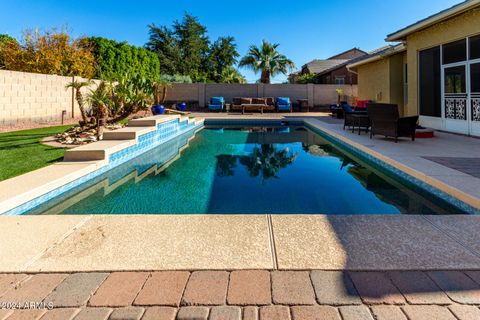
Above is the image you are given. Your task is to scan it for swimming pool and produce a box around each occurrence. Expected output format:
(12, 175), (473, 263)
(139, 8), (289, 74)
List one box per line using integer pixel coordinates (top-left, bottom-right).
(25, 125), (468, 215)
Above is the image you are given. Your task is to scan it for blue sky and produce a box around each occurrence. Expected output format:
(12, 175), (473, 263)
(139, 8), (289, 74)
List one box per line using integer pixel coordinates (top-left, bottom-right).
(0, 0), (461, 83)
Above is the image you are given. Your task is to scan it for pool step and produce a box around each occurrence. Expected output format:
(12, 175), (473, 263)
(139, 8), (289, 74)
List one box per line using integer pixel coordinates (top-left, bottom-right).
(63, 140), (135, 161)
(128, 115), (181, 127)
(102, 126), (156, 141)
(64, 115), (203, 162)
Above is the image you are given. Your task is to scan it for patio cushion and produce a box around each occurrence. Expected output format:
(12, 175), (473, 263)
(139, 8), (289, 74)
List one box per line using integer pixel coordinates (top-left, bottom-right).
(277, 97), (290, 105)
(341, 103), (354, 113)
(277, 104), (291, 110)
(208, 104), (222, 110)
(252, 98), (267, 104)
(211, 96), (224, 105)
(265, 97), (275, 106)
(240, 97), (252, 104)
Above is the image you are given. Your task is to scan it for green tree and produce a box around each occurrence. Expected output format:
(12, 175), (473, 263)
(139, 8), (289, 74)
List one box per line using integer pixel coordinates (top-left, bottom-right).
(208, 36), (239, 81)
(0, 34), (16, 68)
(296, 73), (319, 84)
(173, 13), (210, 81)
(65, 79), (93, 125)
(88, 81), (112, 138)
(220, 66), (246, 84)
(146, 25), (180, 75)
(0, 28), (95, 77)
(239, 40), (295, 84)
(88, 37), (160, 80)
(147, 13), (241, 83)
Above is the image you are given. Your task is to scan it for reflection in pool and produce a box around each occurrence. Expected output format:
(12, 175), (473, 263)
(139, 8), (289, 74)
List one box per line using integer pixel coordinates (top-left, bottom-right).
(26, 126), (467, 214)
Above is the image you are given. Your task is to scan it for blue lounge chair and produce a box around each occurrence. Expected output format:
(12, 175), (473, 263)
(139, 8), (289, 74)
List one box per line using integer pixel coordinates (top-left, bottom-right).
(276, 97), (292, 112)
(208, 96), (224, 112)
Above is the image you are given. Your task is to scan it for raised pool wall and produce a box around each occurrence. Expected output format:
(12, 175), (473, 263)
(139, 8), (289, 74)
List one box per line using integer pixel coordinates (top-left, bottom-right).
(0, 116), (203, 215)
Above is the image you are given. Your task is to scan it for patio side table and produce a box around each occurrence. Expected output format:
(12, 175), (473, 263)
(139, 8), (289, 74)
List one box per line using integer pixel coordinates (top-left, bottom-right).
(297, 99), (309, 112)
(352, 114), (370, 135)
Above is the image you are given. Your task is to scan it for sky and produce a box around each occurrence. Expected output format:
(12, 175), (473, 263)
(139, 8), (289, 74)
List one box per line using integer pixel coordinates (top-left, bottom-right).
(0, 0), (462, 83)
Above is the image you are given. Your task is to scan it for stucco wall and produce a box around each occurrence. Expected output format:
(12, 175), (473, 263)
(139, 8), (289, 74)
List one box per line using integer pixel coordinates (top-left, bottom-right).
(356, 52), (407, 115)
(357, 59), (391, 103)
(389, 53), (406, 115)
(405, 7), (480, 115)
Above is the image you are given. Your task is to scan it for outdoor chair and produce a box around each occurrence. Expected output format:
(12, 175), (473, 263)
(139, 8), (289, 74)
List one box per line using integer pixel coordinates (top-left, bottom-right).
(276, 97), (292, 112)
(341, 102), (367, 130)
(208, 96), (225, 112)
(367, 103), (418, 142)
(264, 97), (276, 112)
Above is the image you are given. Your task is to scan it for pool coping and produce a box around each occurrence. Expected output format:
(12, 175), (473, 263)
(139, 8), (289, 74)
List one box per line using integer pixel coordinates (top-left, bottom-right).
(0, 115), (478, 215)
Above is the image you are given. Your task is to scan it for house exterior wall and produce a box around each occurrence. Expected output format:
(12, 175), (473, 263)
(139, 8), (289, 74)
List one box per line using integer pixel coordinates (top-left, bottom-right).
(318, 66), (358, 85)
(357, 58), (391, 103)
(405, 7), (480, 116)
(389, 53), (406, 115)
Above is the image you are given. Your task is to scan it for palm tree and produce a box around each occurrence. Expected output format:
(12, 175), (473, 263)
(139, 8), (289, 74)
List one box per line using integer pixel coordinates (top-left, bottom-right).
(239, 40), (295, 84)
(65, 79), (93, 125)
(87, 81), (112, 139)
(220, 66), (246, 84)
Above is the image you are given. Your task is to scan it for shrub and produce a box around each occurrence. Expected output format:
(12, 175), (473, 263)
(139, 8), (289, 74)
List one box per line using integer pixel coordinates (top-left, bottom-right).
(88, 37), (160, 81)
(296, 73), (319, 84)
(0, 28), (95, 77)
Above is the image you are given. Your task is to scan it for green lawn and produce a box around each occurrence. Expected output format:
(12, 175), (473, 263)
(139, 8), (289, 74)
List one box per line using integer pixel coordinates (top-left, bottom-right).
(0, 125), (72, 181)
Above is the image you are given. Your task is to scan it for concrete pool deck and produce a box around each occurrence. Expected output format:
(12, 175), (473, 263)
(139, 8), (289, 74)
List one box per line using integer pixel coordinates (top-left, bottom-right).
(2, 215), (480, 272)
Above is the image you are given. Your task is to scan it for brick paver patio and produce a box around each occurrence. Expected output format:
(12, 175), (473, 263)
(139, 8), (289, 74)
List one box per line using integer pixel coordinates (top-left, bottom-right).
(1, 270), (480, 319)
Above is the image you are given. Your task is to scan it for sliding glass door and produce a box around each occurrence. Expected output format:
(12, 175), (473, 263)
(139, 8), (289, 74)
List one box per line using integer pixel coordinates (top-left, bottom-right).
(439, 35), (480, 136)
(443, 63), (468, 133)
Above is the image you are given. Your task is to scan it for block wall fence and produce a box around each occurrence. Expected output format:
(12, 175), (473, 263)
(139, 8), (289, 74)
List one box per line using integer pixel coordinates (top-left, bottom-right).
(0, 70), (357, 126)
(168, 83), (357, 107)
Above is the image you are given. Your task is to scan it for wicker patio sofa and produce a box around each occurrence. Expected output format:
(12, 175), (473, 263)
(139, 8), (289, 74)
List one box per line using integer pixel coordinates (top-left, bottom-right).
(367, 103), (418, 142)
(231, 97), (276, 114)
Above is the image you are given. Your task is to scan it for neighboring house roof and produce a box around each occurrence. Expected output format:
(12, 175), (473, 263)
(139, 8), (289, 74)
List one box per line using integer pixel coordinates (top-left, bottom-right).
(347, 44), (406, 69)
(290, 48), (367, 80)
(328, 48), (368, 60)
(302, 59), (349, 74)
(386, 0), (480, 41)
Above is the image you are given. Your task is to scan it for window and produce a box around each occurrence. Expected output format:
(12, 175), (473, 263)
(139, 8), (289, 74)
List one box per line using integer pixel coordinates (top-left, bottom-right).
(470, 35), (480, 60)
(442, 39), (466, 64)
(335, 77), (345, 85)
(419, 46), (441, 117)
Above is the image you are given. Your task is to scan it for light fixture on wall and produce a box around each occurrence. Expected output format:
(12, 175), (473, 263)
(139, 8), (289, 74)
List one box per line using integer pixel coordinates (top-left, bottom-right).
(61, 110), (67, 125)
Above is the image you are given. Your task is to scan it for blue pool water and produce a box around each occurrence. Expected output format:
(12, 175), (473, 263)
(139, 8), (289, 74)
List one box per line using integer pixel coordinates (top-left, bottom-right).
(26, 126), (467, 214)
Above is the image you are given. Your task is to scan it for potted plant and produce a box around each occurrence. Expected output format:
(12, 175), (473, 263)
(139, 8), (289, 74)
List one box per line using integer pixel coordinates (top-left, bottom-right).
(335, 88), (344, 105)
(152, 80), (171, 115)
